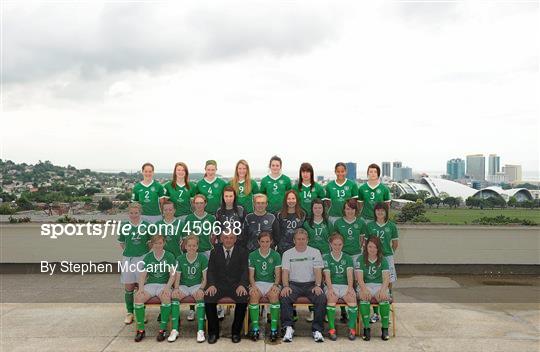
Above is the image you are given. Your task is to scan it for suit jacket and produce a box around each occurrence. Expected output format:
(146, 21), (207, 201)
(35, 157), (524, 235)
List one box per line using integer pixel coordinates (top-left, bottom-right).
(206, 243), (249, 290)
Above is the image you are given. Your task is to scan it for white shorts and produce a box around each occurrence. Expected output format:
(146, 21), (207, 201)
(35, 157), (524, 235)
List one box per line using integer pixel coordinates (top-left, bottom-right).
(324, 284), (350, 298)
(179, 284), (202, 296)
(357, 283), (389, 301)
(120, 256), (145, 284)
(255, 281), (274, 296)
(144, 283), (167, 298)
(142, 215), (163, 224)
(385, 255), (397, 283)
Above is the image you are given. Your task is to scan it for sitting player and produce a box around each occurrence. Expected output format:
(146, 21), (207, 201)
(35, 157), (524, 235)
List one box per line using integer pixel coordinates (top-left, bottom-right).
(323, 233), (357, 341)
(133, 235), (176, 342)
(355, 237), (391, 341)
(248, 232), (282, 342)
(168, 235), (208, 343)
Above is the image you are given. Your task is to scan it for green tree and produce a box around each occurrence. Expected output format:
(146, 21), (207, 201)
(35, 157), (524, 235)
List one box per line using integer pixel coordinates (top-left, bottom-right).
(507, 196), (517, 208)
(396, 201), (426, 223)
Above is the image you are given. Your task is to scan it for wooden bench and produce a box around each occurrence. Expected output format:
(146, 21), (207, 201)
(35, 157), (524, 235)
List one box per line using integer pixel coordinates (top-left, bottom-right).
(140, 296), (396, 337)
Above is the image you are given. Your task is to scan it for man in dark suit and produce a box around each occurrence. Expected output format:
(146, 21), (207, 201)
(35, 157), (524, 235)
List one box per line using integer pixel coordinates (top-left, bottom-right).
(204, 230), (249, 343)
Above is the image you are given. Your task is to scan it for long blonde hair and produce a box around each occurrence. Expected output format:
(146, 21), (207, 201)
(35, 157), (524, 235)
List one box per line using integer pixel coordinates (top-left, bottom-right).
(231, 159), (252, 195)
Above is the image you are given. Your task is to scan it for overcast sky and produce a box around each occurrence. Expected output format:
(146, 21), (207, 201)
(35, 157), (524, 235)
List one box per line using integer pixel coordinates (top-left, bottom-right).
(1, 0), (538, 178)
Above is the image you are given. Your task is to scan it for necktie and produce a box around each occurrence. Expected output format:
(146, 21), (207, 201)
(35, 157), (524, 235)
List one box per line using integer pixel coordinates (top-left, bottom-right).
(225, 249), (231, 265)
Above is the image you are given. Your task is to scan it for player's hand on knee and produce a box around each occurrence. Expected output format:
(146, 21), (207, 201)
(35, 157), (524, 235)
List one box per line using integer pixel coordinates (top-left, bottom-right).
(281, 286), (292, 297)
(205, 285), (217, 296)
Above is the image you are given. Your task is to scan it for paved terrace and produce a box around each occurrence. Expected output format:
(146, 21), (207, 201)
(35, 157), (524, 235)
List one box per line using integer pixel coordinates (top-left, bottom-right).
(1, 274), (539, 352)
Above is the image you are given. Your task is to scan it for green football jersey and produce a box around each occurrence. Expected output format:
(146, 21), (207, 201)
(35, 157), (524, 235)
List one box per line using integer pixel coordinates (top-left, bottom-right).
(366, 221), (399, 256)
(355, 256), (390, 284)
(177, 252), (208, 287)
(117, 221), (151, 257)
(357, 182), (391, 220)
(323, 252), (354, 285)
(163, 181), (197, 217)
(182, 212), (217, 252)
(303, 219), (332, 254)
(155, 218), (183, 257)
(324, 179), (359, 217)
(229, 179), (259, 214)
(195, 177), (227, 214)
(142, 250), (176, 284)
(295, 182), (326, 216)
(333, 217), (366, 256)
(248, 249), (282, 283)
(259, 174), (292, 213)
(131, 180), (165, 216)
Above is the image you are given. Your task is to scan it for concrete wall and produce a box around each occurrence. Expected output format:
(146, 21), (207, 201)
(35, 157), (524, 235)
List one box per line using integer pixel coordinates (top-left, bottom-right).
(1, 223), (539, 265)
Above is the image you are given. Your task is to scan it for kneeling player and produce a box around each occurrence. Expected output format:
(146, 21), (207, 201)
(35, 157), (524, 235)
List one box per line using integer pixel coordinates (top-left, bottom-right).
(248, 232), (282, 342)
(133, 235), (176, 342)
(168, 235), (208, 343)
(323, 233), (357, 341)
(355, 237), (391, 341)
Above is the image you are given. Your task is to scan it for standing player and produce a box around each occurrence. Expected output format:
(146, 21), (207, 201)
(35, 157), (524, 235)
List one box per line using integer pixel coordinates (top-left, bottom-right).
(295, 162), (326, 217)
(131, 162), (166, 223)
(276, 190), (306, 255)
(163, 162), (197, 222)
(195, 160), (227, 215)
(215, 186), (245, 237)
(168, 235), (208, 343)
(365, 202), (398, 324)
(323, 233), (358, 341)
(229, 160), (259, 214)
(260, 156), (292, 214)
(323, 162), (358, 225)
(182, 194), (218, 258)
(248, 232), (282, 342)
(118, 203), (150, 325)
(242, 194), (279, 252)
(355, 237), (391, 341)
(133, 235), (176, 342)
(357, 164), (391, 222)
(303, 199), (332, 256)
(155, 201), (183, 259)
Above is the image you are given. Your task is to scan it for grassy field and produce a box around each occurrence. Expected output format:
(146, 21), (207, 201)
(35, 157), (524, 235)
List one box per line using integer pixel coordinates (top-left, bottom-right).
(409, 208), (540, 225)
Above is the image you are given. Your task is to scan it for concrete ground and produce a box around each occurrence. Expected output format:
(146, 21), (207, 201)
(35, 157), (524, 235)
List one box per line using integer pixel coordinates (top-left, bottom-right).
(1, 274), (539, 352)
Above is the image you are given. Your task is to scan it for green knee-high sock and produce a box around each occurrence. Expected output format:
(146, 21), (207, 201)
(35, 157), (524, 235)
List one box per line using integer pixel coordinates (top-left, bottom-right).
(249, 304), (260, 331)
(134, 303), (145, 331)
(379, 301), (390, 328)
(171, 299), (180, 331)
(160, 303), (171, 330)
(125, 290), (134, 313)
(347, 305), (358, 330)
(326, 306), (336, 330)
(196, 301), (205, 331)
(270, 303), (280, 331)
(360, 301), (371, 328)
(373, 305), (379, 315)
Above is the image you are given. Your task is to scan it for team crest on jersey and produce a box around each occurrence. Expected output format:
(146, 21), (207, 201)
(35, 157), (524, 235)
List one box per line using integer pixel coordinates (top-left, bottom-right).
(263, 220), (269, 225)
(345, 186), (349, 191)
(354, 224), (359, 229)
(268, 258), (273, 264)
(214, 184), (219, 188)
(376, 189), (381, 194)
(341, 260), (345, 265)
(151, 187), (156, 192)
(279, 180), (283, 184)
